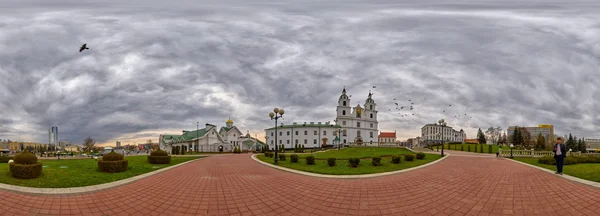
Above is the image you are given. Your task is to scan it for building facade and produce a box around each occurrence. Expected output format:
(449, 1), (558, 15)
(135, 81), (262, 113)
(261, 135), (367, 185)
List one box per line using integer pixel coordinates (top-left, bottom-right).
(421, 124), (466, 143)
(49, 126), (59, 146)
(265, 121), (342, 149)
(378, 131), (397, 144)
(507, 124), (554, 147)
(116, 141), (121, 148)
(160, 119), (264, 153)
(335, 88), (379, 144)
(584, 138), (600, 152)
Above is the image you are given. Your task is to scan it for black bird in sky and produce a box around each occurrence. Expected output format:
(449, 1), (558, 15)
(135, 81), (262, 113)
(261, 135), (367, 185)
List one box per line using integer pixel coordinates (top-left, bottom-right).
(79, 43), (89, 52)
(372, 86), (376, 88)
(400, 106), (404, 109)
(395, 103), (398, 106)
(443, 110), (446, 112)
(449, 104), (452, 106)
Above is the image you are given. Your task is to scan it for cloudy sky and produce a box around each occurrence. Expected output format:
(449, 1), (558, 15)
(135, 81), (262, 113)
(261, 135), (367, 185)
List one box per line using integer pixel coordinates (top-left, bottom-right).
(1, 0), (599, 146)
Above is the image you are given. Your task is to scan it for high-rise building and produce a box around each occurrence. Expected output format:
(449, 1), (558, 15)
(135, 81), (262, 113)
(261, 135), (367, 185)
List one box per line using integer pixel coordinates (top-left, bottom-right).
(116, 141), (121, 147)
(507, 124), (554, 147)
(48, 126), (59, 146)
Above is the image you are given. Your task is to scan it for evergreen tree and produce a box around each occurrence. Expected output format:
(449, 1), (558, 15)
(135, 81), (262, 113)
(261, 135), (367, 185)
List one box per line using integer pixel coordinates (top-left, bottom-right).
(581, 138), (587, 153)
(477, 128), (487, 144)
(566, 133), (575, 151)
(536, 133), (545, 150)
(512, 127), (523, 146)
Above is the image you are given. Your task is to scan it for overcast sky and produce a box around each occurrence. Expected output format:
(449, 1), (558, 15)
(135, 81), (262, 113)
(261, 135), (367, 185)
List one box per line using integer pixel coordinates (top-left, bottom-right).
(1, 0), (599, 146)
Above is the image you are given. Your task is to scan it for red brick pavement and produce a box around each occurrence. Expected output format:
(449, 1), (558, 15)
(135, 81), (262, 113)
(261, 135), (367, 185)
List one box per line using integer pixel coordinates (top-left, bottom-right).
(1, 154), (599, 216)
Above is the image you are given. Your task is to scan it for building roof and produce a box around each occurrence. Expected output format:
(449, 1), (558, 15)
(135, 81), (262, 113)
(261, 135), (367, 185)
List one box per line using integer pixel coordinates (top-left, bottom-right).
(162, 129), (209, 143)
(265, 123), (341, 131)
(378, 132), (396, 138)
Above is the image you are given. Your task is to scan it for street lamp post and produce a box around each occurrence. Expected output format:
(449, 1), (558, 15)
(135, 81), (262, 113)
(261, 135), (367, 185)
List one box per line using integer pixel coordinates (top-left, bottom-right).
(437, 119), (447, 157)
(269, 107), (285, 165)
(510, 144), (514, 158)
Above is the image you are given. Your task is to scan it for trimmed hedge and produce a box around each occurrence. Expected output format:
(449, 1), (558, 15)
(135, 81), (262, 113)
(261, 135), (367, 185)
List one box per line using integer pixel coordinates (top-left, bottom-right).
(405, 154), (415, 161)
(416, 152), (426, 160)
(9, 162), (42, 179)
(0, 156), (14, 163)
(102, 150), (124, 161)
(391, 155), (401, 164)
(15, 151), (37, 164)
(98, 160), (129, 173)
(372, 157), (381, 166)
(349, 158), (360, 167)
(306, 156), (315, 165)
(279, 154), (287, 161)
(148, 156), (171, 164)
(327, 158), (336, 167)
(538, 155), (600, 165)
(150, 149), (169, 156)
(264, 152), (274, 158)
(290, 154), (299, 163)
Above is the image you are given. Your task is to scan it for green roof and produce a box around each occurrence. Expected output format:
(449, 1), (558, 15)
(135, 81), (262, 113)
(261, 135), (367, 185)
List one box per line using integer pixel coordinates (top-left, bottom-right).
(163, 129), (208, 143)
(265, 123), (342, 131)
(220, 127), (233, 132)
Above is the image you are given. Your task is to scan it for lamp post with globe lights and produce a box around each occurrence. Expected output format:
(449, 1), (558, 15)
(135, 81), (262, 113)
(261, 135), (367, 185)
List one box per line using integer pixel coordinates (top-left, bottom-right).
(437, 119), (447, 157)
(510, 144), (514, 158)
(269, 107), (285, 165)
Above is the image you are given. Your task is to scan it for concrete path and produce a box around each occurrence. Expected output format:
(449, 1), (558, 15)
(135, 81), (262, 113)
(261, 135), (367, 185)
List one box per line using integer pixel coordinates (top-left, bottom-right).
(0, 154), (598, 215)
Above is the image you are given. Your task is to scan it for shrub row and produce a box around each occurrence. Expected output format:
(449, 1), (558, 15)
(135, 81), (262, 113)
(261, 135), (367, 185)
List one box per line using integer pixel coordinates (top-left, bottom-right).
(0, 156), (14, 163)
(268, 152), (427, 167)
(264, 152), (274, 158)
(148, 156), (171, 164)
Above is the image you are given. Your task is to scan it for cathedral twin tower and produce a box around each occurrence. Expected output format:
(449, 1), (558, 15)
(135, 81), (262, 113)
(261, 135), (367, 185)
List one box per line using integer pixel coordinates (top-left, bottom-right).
(335, 87), (379, 144)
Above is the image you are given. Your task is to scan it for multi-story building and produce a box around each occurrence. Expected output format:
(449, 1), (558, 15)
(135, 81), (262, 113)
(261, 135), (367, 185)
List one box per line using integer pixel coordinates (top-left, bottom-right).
(378, 131), (396, 144)
(265, 121), (342, 149)
(49, 126), (59, 146)
(507, 124), (554, 147)
(116, 141), (121, 148)
(421, 124), (466, 143)
(335, 88), (379, 144)
(584, 138), (600, 152)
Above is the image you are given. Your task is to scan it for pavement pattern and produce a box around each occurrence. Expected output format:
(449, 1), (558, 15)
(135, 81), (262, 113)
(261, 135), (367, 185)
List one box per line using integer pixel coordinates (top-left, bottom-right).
(1, 151), (599, 216)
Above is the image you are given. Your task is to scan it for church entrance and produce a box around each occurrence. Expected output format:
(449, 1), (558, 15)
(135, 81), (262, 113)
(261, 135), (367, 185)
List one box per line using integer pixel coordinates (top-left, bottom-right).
(322, 138), (328, 148)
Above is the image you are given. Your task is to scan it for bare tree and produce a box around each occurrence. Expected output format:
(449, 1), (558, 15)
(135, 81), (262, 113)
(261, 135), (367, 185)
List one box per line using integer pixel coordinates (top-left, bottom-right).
(84, 137), (96, 152)
(485, 127), (502, 144)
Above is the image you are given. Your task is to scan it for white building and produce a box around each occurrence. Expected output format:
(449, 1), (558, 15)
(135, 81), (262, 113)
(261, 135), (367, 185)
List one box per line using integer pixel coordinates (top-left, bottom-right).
(421, 124), (466, 144)
(159, 119), (265, 153)
(335, 88), (379, 144)
(265, 121), (342, 149)
(584, 138), (600, 152)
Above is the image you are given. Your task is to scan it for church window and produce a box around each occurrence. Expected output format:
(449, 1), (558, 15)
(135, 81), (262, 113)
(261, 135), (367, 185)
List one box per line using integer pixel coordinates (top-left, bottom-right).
(343, 130), (347, 136)
(279, 140), (282, 144)
(287, 140), (290, 144)
(357, 130), (361, 137)
(323, 131), (327, 136)
(304, 139), (307, 144)
(344, 139), (347, 143)
(343, 101), (347, 106)
(357, 122), (360, 128)
(343, 121), (346, 125)
(313, 139), (317, 144)
(370, 132), (373, 138)
(342, 110), (346, 115)
(295, 139), (298, 144)
(271, 132), (273, 136)
(370, 123), (373, 128)
(287, 131), (290, 136)
(304, 131), (307, 135)
(370, 113), (373, 118)
(279, 132), (282, 136)
(314, 130), (317, 135)
(271, 140), (273, 144)
(370, 105), (373, 109)
(295, 131), (298, 135)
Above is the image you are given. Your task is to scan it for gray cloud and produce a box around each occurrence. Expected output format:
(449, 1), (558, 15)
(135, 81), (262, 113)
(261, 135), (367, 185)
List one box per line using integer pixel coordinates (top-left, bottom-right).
(1, 0), (599, 145)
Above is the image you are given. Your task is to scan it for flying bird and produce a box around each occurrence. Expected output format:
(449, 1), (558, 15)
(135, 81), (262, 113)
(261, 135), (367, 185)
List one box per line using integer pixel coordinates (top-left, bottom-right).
(372, 86), (376, 88)
(79, 43), (89, 52)
(443, 110), (446, 112)
(395, 103), (398, 106)
(393, 98), (396, 101)
(449, 104), (452, 106)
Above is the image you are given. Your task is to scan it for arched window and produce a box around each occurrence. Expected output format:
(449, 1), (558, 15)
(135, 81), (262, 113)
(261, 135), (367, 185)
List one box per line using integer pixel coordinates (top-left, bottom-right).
(370, 105), (373, 109)
(370, 113), (373, 118)
(342, 110), (346, 115)
(343, 101), (347, 106)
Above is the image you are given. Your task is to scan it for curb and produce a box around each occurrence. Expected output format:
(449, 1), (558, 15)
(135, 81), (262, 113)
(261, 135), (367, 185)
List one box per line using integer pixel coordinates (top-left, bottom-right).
(251, 153), (449, 179)
(507, 158), (600, 189)
(0, 157), (202, 195)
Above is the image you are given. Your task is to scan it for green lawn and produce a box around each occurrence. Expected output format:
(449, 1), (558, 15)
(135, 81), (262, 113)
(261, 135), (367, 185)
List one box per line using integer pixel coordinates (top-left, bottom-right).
(278, 147), (415, 159)
(443, 144), (510, 154)
(257, 148), (442, 175)
(0, 156), (200, 188)
(512, 157), (600, 183)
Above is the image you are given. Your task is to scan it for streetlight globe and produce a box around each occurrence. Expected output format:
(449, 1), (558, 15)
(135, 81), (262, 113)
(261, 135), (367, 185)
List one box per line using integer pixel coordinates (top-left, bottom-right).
(273, 107), (280, 113)
(278, 109), (284, 115)
(269, 112), (275, 118)
(510, 144), (514, 148)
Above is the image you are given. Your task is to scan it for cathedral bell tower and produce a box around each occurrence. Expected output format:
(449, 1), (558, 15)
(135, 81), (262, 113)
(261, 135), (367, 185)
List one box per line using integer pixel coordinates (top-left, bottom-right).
(336, 87), (352, 118)
(363, 91), (378, 121)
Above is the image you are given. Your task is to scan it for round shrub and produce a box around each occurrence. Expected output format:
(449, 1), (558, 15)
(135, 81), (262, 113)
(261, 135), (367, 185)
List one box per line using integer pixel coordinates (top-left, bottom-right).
(10, 163), (42, 179)
(405, 154), (415, 161)
(372, 157), (382, 166)
(306, 156), (315, 165)
(327, 158), (336, 167)
(150, 149), (169, 156)
(14, 151), (37, 164)
(416, 152), (426, 160)
(279, 154), (286, 161)
(102, 150), (124, 161)
(391, 155), (402, 164)
(349, 158), (360, 167)
(290, 154), (299, 163)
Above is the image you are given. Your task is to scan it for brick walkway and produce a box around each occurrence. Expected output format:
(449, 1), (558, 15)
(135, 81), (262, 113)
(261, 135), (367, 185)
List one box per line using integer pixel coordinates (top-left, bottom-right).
(1, 154), (599, 216)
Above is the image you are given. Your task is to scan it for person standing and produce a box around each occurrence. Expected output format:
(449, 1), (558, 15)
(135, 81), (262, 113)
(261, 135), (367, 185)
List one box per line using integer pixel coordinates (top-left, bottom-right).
(553, 137), (567, 175)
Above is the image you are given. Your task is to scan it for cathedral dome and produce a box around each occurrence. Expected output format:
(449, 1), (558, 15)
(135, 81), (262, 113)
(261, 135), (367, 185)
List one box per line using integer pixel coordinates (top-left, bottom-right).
(226, 119), (233, 124)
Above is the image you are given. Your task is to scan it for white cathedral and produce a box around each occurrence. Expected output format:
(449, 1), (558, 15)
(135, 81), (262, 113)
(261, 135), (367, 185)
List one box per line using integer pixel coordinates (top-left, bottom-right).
(336, 87), (379, 144)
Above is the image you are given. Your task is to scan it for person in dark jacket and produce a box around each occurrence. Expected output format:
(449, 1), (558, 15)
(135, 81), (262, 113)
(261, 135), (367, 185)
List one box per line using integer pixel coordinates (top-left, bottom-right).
(553, 137), (567, 175)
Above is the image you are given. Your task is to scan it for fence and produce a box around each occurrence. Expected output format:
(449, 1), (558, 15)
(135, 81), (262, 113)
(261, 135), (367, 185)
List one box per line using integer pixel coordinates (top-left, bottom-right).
(499, 149), (599, 158)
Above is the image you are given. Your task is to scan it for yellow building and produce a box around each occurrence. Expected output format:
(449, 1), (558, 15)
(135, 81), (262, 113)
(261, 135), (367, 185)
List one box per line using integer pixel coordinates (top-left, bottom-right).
(0, 141), (51, 151)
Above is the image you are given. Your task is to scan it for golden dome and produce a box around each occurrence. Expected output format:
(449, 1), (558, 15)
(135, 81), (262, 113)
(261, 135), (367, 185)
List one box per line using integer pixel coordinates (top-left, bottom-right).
(226, 119), (233, 124)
